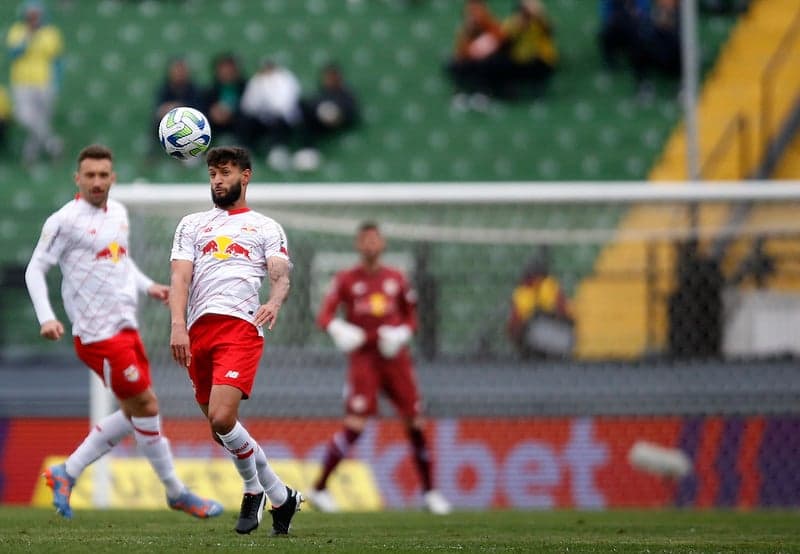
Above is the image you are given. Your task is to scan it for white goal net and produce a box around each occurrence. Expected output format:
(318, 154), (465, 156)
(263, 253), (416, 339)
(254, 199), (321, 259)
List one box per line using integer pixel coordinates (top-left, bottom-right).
(111, 180), (800, 418)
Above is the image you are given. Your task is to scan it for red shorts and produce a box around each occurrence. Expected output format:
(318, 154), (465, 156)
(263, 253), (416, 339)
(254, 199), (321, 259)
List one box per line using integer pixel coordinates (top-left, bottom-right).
(188, 314), (264, 405)
(73, 329), (152, 400)
(346, 348), (421, 418)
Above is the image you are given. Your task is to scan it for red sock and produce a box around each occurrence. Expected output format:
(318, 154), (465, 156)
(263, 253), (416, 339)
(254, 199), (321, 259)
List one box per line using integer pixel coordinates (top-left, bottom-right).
(408, 427), (433, 492)
(314, 427), (361, 491)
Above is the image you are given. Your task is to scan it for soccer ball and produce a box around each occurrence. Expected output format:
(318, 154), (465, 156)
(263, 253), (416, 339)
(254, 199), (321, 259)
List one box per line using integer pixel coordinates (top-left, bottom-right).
(158, 106), (212, 160)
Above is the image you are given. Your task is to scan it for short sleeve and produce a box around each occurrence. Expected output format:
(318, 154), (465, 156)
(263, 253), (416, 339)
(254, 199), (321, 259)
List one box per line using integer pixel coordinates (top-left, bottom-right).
(6, 24), (26, 49)
(43, 26), (63, 57)
(170, 215), (196, 262)
(263, 220), (290, 262)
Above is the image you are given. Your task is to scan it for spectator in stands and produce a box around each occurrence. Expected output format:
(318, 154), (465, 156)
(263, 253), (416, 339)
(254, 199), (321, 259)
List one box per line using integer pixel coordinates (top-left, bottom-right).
(0, 84), (10, 151)
(597, 0), (681, 100)
(5, 0), (64, 165)
(630, 0), (681, 97)
(294, 62), (360, 172)
(445, 0), (506, 110)
(201, 53), (246, 142)
(598, 0), (650, 69)
(238, 59), (303, 172)
(700, 0), (750, 14)
(152, 57), (201, 150)
(497, 0), (558, 98)
(507, 248), (574, 359)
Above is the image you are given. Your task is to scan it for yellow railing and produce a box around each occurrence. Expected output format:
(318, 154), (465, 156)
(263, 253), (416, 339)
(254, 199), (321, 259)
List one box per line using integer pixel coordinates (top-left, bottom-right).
(700, 5), (800, 180)
(760, 7), (800, 156)
(700, 112), (750, 179)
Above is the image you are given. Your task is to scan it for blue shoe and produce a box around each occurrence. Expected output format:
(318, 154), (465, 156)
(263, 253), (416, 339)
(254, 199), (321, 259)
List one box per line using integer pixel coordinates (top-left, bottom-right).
(43, 464), (75, 519)
(168, 489), (223, 519)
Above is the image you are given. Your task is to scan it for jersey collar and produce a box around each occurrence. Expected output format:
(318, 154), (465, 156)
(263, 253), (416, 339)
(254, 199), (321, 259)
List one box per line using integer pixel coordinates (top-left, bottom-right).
(215, 206), (251, 215)
(74, 193), (108, 212)
(227, 207), (251, 215)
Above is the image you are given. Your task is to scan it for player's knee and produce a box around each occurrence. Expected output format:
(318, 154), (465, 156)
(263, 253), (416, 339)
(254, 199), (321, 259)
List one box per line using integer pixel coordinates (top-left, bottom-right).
(207, 408), (236, 435)
(344, 414), (367, 432)
(121, 388), (159, 417)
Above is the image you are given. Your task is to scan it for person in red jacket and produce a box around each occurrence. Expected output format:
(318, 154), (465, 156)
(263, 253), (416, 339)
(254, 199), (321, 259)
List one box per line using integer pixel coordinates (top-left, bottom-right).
(308, 221), (451, 515)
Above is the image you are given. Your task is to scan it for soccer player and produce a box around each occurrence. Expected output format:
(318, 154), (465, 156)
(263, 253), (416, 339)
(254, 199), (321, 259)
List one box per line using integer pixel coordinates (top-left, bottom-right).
(168, 146), (302, 535)
(308, 221), (452, 515)
(24, 144), (223, 520)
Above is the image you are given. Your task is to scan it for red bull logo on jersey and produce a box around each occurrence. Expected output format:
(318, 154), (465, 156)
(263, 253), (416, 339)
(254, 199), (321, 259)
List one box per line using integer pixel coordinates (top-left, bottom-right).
(200, 236), (251, 260)
(95, 241), (127, 263)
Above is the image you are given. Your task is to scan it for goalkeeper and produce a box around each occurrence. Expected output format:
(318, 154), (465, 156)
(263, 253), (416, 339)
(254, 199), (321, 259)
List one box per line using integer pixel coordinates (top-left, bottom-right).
(308, 221), (451, 515)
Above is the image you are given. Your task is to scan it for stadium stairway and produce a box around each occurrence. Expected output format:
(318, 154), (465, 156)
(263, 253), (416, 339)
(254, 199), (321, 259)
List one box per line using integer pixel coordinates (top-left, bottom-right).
(574, 0), (800, 360)
(728, 122), (800, 293)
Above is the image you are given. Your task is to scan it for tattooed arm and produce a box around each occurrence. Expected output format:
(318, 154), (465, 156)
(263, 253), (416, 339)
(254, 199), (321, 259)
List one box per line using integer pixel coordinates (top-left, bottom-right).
(254, 256), (291, 330)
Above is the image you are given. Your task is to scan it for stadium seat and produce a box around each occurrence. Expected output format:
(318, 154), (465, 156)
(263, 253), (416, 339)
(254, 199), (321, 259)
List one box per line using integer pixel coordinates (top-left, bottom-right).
(0, 0), (740, 353)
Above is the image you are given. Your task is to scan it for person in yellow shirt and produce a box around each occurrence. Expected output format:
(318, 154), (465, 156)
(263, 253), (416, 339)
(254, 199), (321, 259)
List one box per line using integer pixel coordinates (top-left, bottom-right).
(499, 0), (558, 97)
(507, 249), (574, 359)
(6, 1), (64, 164)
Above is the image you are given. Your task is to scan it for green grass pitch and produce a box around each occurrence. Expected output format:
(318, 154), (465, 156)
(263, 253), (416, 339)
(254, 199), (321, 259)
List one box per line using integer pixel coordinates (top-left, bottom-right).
(1, 507), (798, 553)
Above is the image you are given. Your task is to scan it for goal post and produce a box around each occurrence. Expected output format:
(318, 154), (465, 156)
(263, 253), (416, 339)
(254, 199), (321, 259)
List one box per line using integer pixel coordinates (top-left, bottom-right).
(89, 179), (800, 505)
(107, 179), (800, 406)
(114, 181), (800, 205)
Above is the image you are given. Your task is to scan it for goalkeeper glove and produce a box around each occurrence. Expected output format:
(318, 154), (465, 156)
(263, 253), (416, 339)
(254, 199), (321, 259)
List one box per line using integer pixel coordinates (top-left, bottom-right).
(327, 318), (366, 353)
(377, 324), (412, 359)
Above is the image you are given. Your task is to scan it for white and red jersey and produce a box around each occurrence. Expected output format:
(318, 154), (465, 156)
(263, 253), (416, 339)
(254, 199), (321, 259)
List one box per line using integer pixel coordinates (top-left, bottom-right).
(27, 196), (153, 343)
(170, 206), (290, 334)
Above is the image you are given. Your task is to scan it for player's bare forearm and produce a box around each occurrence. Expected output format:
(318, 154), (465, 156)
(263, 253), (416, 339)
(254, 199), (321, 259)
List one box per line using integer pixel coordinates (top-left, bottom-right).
(254, 257), (291, 330)
(169, 260), (193, 368)
(169, 260), (193, 326)
(267, 257), (291, 306)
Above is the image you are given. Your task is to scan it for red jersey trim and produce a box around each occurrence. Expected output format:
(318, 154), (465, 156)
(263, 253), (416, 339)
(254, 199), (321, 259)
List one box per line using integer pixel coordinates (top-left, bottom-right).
(227, 207), (251, 215)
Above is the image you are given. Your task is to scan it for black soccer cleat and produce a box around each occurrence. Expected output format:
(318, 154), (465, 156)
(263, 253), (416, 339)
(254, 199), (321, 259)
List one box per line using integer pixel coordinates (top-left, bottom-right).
(269, 486), (303, 536)
(235, 491), (266, 534)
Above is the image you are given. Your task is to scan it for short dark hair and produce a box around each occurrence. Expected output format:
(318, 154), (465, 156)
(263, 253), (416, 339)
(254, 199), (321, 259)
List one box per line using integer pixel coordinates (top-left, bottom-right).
(212, 52), (239, 72)
(77, 144), (113, 167)
(357, 221), (380, 234)
(206, 146), (252, 171)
